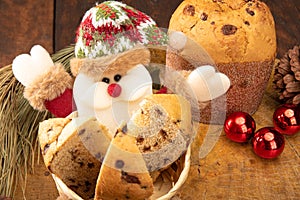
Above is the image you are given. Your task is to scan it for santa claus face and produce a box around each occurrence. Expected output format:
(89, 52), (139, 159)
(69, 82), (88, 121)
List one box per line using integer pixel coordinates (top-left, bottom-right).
(73, 64), (153, 134)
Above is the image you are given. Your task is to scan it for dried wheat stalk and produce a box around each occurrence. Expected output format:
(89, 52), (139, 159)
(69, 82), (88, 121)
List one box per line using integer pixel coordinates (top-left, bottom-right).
(0, 45), (75, 197)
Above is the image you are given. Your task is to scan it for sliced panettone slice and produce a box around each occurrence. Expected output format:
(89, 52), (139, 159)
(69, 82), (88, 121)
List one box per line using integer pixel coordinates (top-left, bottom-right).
(128, 94), (194, 172)
(39, 117), (71, 167)
(95, 125), (154, 200)
(38, 117), (112, 199)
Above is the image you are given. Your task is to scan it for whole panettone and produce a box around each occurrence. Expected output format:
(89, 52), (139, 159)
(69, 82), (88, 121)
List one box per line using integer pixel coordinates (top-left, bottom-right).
(169, 0), (276, 121)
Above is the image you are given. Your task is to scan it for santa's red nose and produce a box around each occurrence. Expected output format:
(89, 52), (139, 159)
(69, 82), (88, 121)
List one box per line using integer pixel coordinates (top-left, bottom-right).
(107, 83), (122, 97)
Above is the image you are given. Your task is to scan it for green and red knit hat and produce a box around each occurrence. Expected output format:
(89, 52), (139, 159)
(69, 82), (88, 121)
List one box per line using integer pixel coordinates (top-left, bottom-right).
(75, 1), (168, 59)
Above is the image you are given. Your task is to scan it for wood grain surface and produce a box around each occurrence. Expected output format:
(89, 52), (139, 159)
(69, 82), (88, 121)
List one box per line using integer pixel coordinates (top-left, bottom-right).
(2, 0), (300, 199)
(54, 0), (97, 52)
(0, 0), (54, 67)
(177, 83), (300, 199)
(262, 0), (300, 58)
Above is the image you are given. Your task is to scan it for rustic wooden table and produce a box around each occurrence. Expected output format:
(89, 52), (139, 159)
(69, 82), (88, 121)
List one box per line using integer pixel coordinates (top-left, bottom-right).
(179, 85), (300, 199)
(6, 0), (299, 199)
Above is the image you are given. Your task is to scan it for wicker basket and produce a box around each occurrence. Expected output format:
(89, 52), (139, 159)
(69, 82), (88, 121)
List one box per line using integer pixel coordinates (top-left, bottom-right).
(152, 145), (191, 200)
(53, 145), (191, 200)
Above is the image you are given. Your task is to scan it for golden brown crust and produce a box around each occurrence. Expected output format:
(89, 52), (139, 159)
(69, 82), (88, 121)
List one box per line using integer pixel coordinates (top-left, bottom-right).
(169, 0), (276, 63)
(169, 0), (277, 120)
(24, 63), (73, 110)
(39, 118), (72, 167)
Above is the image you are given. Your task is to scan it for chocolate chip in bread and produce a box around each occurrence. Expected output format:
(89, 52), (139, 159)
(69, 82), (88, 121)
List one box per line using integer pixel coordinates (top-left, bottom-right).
(39, 117), (111, 199)
(169, 0), (276, 120)
(95, 127), (154, 200)
(128, 94), (194, 172)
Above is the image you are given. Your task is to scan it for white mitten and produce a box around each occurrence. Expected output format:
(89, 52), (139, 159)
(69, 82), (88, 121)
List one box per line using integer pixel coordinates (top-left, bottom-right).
(187, 65), (230, 102)
(12, 45), (73, 114)
(168, 31), (230, 101)
(12, 45), (54, 87)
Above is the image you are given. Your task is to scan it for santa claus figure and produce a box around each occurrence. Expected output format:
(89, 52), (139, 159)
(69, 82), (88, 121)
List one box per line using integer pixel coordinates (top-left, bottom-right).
(11, 1), (230, 199)
(12, 1), (229, 133)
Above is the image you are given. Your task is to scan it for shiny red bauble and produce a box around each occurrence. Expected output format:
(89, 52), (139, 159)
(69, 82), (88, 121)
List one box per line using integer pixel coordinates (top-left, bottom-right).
(252, 127), (285, 159)
(224, 112), (256, 143)
(273, 103), (300, 135)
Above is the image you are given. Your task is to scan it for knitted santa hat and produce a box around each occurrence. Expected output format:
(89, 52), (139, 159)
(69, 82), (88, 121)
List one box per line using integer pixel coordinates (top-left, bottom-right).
(74, 1), (168, 59)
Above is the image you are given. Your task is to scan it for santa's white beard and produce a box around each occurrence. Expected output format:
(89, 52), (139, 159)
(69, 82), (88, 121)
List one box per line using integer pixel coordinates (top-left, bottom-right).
(73, 64), (153, 135)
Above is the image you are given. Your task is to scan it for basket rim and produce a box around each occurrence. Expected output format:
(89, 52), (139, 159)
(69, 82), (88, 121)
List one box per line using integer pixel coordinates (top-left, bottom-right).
(154, 145), (191, 200)
(52, 145), (191, 200)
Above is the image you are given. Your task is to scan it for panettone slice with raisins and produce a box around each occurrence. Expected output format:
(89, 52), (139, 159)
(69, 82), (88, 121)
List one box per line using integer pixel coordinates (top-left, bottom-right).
(39, 117), (111, 199)
(94, 126), (154, 200)
(128, 94), (193, 172)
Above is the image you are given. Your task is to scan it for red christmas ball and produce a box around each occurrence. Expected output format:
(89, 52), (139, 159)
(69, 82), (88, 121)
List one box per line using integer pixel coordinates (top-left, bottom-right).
(273, 104), (300, 135)
(224, 112), (256, 143)
(252, 127), (285, 159)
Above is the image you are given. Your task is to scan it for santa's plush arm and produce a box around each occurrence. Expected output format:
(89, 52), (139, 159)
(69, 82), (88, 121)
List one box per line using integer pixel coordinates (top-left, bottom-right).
(12, 45), (74, 117)
(168, 31), (231, 101)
